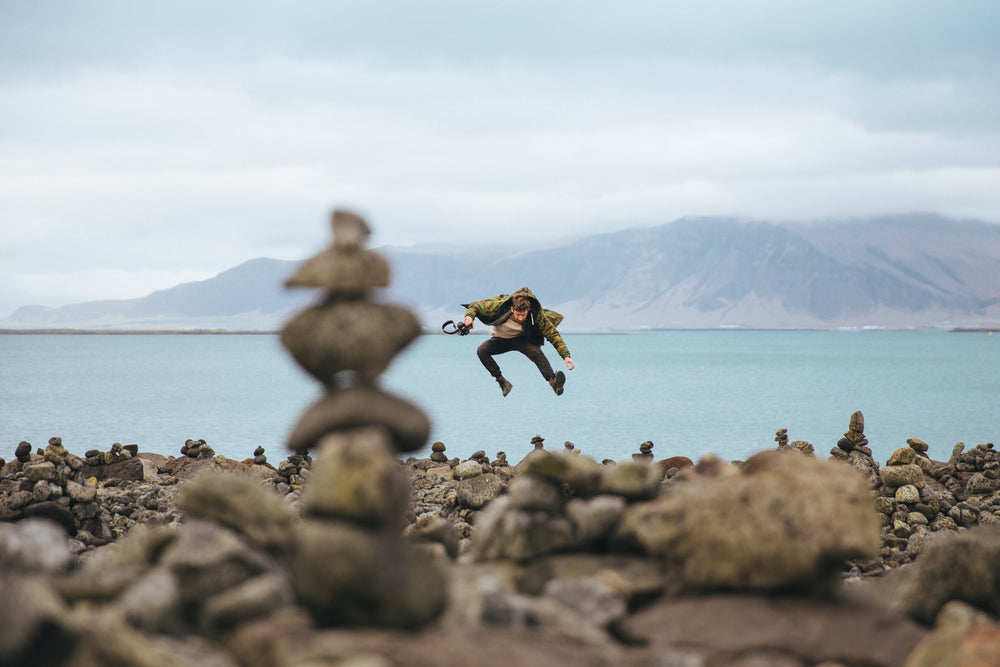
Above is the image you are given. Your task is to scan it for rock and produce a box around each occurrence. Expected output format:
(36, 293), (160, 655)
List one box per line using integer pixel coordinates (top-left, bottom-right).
(888, 447), (917, 466)
(24, 461), (57, 483)
(286, 386), (430, 454)
(472, 496), (577, 561)
(65, 479), (97, 503)
(894, 526), (1000, 624)
(284, 246), (390, 293)
(0, 519), (73, 574)
(908, 437), (930, 455)
(200, 572), (294, 632)
(117, 567), (184, 634)
(566, 495), (627, 545)
(543, 576), (628, 629)
(520, 451), (603, 496)
(159, 519), (276, 613)
(0, 576), (76, 666)
(15, 441), (32, 462)
(880, 463), (926, 489)
(598, 460), (661, 500)
(291, 519), (445, 628)
(657, 456), (694, 478)
(23, 501), (77, 535)
(507, 475), (563, 513)
(896, 484), (921, 504)
(281, 301), (421, 385)
(614, 450), (880, 591)
(177, 470), (299, 551)
(456, 473), (503, 510)
(300, 428), (411, 527)
(83, 456), (147, 483)
(453, 460), (484, 480)
(617, 592), (926, 667)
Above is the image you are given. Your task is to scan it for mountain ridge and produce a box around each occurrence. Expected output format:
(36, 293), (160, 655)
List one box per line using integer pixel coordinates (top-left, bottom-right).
(5, 214), (999, 331)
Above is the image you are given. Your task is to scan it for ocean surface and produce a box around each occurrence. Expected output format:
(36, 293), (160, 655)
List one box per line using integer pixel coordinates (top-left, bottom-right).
(1, 331), (997, 466)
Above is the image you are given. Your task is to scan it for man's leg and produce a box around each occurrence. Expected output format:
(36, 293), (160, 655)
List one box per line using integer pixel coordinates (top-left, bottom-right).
(477, 337), (517, 396)
(511, 338), (565, 395)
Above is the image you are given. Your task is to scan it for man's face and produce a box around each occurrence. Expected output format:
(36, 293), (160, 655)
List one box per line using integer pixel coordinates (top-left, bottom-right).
(511, 307), (528, 323)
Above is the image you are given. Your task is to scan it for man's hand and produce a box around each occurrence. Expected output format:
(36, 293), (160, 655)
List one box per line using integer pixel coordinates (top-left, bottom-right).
(463, 316), (474, 327)
(565, 357), (575, 370)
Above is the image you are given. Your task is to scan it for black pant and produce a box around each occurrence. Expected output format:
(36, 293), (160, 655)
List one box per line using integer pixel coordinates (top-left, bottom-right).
(477, 336), (555, 381)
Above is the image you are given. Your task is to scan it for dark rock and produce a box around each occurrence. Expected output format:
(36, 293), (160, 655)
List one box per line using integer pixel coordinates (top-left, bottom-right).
(22, 501), (77, 535)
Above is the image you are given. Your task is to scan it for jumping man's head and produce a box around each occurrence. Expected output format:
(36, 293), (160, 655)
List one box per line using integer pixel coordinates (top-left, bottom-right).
(511, 295), (530, 324)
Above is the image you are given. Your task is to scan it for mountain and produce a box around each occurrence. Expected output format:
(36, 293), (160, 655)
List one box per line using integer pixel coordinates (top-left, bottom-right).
(4, 214), (1000, 331)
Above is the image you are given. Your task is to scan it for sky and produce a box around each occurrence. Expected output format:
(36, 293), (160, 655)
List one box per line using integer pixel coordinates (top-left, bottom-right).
(1, 1), (999, 316)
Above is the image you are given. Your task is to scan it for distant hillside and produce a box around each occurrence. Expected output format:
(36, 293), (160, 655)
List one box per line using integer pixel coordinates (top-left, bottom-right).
(4, 214), (999, 331)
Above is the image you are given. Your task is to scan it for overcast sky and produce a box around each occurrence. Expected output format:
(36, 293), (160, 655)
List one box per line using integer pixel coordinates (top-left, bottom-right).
(1, 1), (998, 315)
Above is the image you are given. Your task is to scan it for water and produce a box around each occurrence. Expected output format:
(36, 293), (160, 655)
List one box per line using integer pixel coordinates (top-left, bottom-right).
(1, 331), (997, 466)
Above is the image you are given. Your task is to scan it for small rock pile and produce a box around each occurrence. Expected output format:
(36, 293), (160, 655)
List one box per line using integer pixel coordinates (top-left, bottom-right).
(632, 441), (654, 462)
(84, 441), (139, 466)
(280, 209), (446, 628)
(829, 410), (882, 488)
(0, 438), (111, 550)
(180, 438), (216, 459)
(272, 452), (312, 495)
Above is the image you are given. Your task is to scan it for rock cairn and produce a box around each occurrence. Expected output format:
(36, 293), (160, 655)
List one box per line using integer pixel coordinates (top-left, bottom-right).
(430, 441), (448, 463)
(180, 438), (215, 460)
(829, 410), (881, 488)
(252, 445), (267, 465)
(531, 434), (545, 450)
(273, 452), (311, 495)
(632, 440), (654, 462)
(775, 427), (789, 448)
(279, 209), (445, 628)
(491, 451), (509, 469)
(872, 439), (1000, 570)
(564, 441), (581, 455)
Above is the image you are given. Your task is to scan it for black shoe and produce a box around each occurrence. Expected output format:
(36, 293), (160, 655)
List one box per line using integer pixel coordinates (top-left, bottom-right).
(497, 376), (513, 397)
(549, 371), (565, 396)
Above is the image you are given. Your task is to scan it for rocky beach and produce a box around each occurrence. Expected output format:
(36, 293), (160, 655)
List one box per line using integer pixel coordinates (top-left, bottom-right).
(4, 211), (1000, 666)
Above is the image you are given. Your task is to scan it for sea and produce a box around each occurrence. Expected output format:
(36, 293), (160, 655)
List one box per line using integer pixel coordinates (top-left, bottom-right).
(1, 331), (997, 467)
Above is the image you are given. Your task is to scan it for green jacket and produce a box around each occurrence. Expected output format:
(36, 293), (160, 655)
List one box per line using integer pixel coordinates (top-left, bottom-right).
(463, 286), (570, 359)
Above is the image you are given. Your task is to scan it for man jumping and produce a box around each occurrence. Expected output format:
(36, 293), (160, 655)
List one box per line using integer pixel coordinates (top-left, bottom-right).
(461, 287), (574, 397)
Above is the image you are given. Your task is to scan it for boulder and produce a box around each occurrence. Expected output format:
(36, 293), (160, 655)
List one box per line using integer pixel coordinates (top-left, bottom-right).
(300, 428), (411, 527)
(290, 519), (445, 629)
(456, 473), (503, 510)
(614, 450), (880, 591)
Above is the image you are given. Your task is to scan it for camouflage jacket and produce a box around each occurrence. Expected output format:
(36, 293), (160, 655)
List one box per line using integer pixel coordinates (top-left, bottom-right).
(463, 286), (570, 359)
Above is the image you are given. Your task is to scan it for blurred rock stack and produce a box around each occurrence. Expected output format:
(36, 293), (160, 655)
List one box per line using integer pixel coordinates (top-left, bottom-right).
(279, 209), (445, 628)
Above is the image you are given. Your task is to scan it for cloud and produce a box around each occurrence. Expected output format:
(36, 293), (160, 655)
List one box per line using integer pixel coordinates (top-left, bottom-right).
(1, 1), (999, 315)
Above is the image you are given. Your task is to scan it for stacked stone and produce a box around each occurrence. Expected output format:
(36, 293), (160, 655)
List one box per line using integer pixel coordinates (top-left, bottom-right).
(531, 434), (545, 450)
(274, 452), (312, 495)
(180, 438), (215, 460)
(473, 450), (663, 562)
(632, 441), (654, 462)
(775, 428), (789, 449)
(491, 451), (509, 468)
(829, 410), (881, 488)
(279, 209), (445, 629)
(0, 438), (111, 548)
(430, 441), (448, 463)
(84, 441), (139, 466)
(469, 449), (491, 472)
(253, 445), (267, 465)
(789, 440), (815, 456)
(564, 441), (581, 455)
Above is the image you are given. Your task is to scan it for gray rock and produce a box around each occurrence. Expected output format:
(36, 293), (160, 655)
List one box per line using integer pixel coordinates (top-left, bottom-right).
(543, 576), (628, 628)
(200, 572), (293, 632)
(472, 496), (577, 561)
(453, 460), (484, 480)
(615, 450), (880, 591)
(65, 479), (97, 503)
(598, 460), (661, 500)
(507, 475), (563, 513)
(286, 386), (430, 454)
(0, 519), (73, 574)
(456, 473), (503, 510)
(291, 519), (445, 628)
(566, 495), (627, 545)
(300, 428), (411, 527)
(281, 301), (421, 385)
(880, 463), (925, 489)
(894, 526), (1000, 624)
(177, 470), (298, 551)
(118, 567), (183, 634)
(0, 576), (76, 666)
